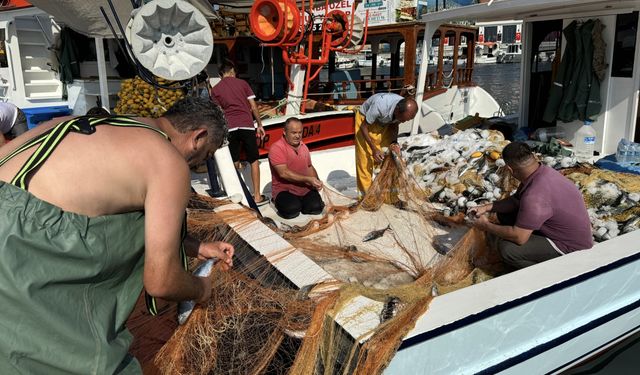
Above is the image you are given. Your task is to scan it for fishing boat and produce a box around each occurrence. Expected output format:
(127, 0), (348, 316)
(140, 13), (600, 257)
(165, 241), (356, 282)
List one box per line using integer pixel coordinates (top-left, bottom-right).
(216, 19), (504, 158)
(496, 42), (523, 63)
(8, 0), (640, 373)
(7, 0), (502, 156)
(0, 1), (74, 126)
(474, 43), (498, 64)
(199, 0), (640, 373)
(475, 19), (523, 64)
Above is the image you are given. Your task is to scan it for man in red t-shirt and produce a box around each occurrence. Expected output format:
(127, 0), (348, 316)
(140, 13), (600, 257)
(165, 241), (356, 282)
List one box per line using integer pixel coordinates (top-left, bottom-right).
(211, 61), (267, 204)
(268, 117), (324, 219)
(469, 142), (593, 269)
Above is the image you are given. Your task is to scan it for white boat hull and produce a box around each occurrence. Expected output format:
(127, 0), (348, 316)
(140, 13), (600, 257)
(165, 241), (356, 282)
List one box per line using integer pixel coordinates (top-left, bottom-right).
(475, 55), (498, 64)
(198, 144), (640, 375)
(497, 53), (522, 64)
(386, 234), (640, 374)
(414, 86), (504, 134)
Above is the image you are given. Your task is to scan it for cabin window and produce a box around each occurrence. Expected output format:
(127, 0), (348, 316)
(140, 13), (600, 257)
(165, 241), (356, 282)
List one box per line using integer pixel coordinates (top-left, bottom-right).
(484, 26), (498, 43)
(0, 30), (7, 68)
(502, 25), (517, 44)
(611, 11), (638, 78)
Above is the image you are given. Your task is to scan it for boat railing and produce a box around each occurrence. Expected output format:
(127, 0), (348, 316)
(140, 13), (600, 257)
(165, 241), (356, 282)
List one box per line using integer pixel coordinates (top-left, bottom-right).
(309, 66), (474, 105)
(311, 77), (406, 104)
(456, 67), (474, 86)
(422, 67), (474, 97)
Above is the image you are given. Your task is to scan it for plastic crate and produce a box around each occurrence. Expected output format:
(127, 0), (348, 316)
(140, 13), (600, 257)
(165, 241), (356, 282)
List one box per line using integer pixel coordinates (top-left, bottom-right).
(22, 106), (72, 129)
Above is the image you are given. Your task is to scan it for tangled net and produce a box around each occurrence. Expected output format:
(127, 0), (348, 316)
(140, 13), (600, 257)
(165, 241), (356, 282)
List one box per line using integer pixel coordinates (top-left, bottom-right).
(154, 151), (506, 374)
(561, 165), (640, 241)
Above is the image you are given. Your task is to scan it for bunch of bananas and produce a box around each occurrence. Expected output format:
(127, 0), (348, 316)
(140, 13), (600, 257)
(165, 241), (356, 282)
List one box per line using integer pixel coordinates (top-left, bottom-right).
(114, 76), (185, 118)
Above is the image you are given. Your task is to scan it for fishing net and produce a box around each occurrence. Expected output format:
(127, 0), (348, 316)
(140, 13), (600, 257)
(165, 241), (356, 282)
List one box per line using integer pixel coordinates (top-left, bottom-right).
(153, 146), (507, 374)
(561, 165), (640, 240)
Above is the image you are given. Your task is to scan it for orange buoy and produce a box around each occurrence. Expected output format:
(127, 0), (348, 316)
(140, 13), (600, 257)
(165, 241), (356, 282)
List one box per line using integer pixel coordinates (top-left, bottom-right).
(249, 0), (300, 43)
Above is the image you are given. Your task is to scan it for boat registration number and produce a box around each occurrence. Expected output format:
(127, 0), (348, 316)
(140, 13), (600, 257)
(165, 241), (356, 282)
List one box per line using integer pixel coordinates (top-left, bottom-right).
(302, 123), (321, 138)
(258, 123), (322, 149)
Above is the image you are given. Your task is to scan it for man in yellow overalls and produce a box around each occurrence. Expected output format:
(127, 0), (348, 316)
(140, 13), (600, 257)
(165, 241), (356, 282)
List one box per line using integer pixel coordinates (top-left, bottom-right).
(355, 93), (418, 196)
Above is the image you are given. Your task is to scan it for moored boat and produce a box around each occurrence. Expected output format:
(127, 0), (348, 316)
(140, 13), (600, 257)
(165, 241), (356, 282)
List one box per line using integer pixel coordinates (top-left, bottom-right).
(203, 0), (640, 373)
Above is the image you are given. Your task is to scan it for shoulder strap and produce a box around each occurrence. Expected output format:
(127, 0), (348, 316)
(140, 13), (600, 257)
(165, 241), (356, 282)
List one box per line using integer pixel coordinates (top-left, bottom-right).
(0, 114), (183, 315)
(0, 115), (168, 190)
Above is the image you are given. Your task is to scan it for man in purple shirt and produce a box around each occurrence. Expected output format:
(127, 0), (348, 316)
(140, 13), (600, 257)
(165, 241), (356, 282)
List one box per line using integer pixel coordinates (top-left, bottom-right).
(211, 61), (266, 204)
(469, 142), (593, 269)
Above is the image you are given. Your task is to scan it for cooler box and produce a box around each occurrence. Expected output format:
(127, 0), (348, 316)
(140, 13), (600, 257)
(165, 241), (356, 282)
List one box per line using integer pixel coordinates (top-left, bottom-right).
(22, 106), (72, 129)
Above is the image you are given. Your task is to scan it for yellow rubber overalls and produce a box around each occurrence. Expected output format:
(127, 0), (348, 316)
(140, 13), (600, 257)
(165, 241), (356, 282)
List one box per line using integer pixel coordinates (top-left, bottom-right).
(354, 110), (395, 197)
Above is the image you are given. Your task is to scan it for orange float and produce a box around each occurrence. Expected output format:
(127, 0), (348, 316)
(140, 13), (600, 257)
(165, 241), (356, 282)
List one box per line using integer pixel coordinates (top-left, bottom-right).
(249, 0), (300, 43)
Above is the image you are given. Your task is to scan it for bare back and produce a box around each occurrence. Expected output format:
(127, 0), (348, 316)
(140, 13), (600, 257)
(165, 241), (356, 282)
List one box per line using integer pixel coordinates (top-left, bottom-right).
(0, 116), (190, 217)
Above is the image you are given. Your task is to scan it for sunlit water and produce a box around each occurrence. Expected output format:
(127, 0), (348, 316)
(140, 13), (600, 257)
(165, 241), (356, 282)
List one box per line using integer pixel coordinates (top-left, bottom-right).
(471, 63), (521, 115)
(320, 63), (522, 115)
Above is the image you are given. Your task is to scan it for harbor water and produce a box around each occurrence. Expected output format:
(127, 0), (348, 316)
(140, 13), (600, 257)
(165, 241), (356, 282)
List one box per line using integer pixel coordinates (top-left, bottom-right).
(321, 63), (522, 115)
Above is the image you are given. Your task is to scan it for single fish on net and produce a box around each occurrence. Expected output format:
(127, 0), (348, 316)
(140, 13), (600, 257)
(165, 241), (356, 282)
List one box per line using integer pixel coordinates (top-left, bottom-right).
(177, 258), (216, 325)
(362, 224), (392, 242)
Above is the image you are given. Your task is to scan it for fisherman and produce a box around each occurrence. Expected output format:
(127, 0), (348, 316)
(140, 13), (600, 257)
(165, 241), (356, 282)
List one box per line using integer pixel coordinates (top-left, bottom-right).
(355, 93), (418, 197)
(269, 117), (324, 219)
(0, 102), (28, 146)
(0, 97), (234, 374)
(211, 60), (267, 205)
(469, 142), (593, 269)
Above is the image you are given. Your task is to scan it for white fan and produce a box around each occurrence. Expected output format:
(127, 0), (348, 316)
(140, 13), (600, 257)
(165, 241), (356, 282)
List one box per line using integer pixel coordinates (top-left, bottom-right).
(128, 0), (213, 81)
(348, 15), (365, 48)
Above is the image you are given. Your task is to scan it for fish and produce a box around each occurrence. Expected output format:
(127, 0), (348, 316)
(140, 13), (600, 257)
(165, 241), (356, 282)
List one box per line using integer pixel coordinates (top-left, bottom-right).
(178, 258), (217, 325)
(623, 216), (640, 234)
(406, 145), (431, 153)
(393, 200), (409, 210)
(390, 150), (404, 170)
(431, 285), (439, 297)
(379, 296), (401, 323)
(343, 245), (358, 252)
(433, 242), (451, 256)
(362, 224), (391, 242)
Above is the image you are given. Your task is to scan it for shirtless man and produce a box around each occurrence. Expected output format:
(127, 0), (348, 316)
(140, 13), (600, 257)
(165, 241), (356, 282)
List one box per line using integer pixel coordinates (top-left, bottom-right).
(0, 97), (233, 374)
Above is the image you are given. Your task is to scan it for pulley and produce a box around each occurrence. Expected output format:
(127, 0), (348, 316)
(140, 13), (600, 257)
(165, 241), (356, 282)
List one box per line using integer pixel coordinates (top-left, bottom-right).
(128, 0), (213, 81)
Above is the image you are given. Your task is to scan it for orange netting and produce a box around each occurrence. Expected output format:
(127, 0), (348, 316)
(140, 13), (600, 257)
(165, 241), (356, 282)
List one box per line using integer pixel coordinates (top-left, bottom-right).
(154, 153), (505, 374)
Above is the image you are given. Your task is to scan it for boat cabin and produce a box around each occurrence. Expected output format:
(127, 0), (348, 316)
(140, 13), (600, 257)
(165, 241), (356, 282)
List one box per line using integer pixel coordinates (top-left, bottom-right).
(316, 22), (479, 105)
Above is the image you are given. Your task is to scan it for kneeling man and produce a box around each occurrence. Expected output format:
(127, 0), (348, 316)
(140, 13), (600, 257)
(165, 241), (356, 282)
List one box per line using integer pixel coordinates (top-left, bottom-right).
(269, 117), (324, 219)
(469, 142), (593, 269)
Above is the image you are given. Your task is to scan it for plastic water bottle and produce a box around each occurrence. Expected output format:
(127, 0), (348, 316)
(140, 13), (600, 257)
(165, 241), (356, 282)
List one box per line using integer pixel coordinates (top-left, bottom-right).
(616, 139), (631, 165)
(531, 127), (566, 142)
(633, 142), (640, 166)
(574, 120), (597, 162)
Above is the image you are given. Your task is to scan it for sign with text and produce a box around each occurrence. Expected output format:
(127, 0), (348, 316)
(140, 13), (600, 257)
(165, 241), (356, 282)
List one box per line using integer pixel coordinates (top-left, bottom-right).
(312, 0), (397, 27)
(365, 0), (384, 8)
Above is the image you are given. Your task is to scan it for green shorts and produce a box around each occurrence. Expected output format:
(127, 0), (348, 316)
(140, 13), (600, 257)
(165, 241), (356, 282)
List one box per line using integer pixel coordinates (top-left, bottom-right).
(0, 181), (146, 374)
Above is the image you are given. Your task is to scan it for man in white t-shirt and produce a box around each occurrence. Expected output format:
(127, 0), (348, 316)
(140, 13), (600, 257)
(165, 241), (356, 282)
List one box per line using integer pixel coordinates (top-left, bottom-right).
(0, 102), (27, 146)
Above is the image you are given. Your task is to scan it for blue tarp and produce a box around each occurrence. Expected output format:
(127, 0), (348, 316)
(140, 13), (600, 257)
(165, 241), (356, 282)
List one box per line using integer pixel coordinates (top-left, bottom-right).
(594, 154), (640, 175)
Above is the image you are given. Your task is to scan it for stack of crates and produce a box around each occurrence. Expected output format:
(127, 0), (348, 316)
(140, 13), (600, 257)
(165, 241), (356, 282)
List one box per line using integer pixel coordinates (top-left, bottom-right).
(215, 11), (250, 37)
(22, 106), (72, 129)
